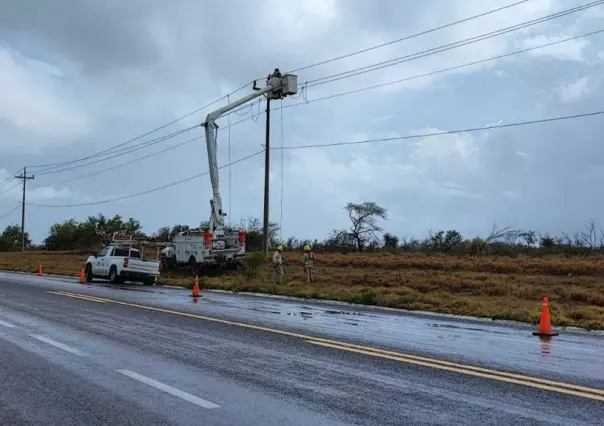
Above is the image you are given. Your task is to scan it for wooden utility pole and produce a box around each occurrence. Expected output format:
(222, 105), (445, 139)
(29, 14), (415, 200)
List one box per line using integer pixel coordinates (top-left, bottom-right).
(15, 167), (34, 251)
(263, 97), (271, 255)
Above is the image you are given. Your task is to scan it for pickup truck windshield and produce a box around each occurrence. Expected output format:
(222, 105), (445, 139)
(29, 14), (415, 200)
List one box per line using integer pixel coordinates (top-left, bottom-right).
(114, 248), (141, 258)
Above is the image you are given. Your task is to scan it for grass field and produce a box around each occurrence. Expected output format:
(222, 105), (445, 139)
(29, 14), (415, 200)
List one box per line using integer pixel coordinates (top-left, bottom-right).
(1, 250), (604, 330)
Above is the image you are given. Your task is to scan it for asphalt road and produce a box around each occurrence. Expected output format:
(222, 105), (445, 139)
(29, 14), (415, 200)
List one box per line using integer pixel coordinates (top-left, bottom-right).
(0, 272), (603, 425)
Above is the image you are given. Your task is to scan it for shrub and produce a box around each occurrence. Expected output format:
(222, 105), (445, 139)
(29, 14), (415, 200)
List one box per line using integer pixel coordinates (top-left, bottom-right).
(243, 252), (265, 282)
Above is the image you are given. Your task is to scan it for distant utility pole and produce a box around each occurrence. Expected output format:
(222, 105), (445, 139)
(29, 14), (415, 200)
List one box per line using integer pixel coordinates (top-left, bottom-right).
(15, 167), (34, 251)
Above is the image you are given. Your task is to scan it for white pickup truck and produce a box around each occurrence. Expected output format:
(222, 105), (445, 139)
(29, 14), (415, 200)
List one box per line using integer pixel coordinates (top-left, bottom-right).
(84, 245), (160, 285)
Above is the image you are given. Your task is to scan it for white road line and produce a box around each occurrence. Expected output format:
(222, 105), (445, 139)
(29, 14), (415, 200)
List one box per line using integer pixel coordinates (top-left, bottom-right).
(116, 369), (220, 409)
(0, 320), (16, 328)
(29, 334), (86, 356)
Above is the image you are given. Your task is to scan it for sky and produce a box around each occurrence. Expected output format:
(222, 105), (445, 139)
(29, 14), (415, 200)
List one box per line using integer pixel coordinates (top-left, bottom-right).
(0, 0), (603, 244)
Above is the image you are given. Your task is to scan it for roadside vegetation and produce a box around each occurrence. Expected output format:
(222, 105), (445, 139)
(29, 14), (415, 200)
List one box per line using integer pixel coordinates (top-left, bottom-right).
(1, 201), (604, 330)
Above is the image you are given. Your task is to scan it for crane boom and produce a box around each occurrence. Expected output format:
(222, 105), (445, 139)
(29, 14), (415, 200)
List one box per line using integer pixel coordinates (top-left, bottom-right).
(201, 69), (297, 232)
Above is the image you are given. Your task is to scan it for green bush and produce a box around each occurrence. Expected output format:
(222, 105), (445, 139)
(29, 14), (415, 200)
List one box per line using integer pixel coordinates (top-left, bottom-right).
(243, 252), (265, 282)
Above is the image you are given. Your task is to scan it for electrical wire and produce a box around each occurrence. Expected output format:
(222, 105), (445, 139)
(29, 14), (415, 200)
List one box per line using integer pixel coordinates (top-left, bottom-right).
(0, 205), (20, 221)
(39, 135), (203, 187)
(27, 81), (254, 171)
(273, 110), (604, 151)
(0, 169), (19, 190)
(305, 1), (604, 88)
(27, 110), (604, 208)
(0, 177), (12, 190)
(21, 15), (602, 191)
(17, 1), (593, 179)
(285, 0), (529, 74)
(0, 182), (20, 198)
(34, 126), (198, 176)
(288, 29), (604, 107)
(27, 150), (264, 208)
(220, 28), (604, 132)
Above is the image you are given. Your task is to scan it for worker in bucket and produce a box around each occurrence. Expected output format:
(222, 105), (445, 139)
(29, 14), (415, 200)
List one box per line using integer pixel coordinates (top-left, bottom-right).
(301, 244), (316, 283)
(272, 245), (284, 284)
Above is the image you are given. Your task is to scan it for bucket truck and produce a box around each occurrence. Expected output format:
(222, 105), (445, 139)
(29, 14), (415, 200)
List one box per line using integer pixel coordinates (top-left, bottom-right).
(161, 69), (298, 272)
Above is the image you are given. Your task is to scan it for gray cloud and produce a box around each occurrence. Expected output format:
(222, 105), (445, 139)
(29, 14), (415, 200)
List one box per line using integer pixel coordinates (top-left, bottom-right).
(0, 0), (603, 243)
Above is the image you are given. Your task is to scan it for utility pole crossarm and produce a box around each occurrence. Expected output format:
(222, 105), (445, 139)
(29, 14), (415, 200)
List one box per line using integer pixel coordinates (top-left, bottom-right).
(15, 167), (34, 252)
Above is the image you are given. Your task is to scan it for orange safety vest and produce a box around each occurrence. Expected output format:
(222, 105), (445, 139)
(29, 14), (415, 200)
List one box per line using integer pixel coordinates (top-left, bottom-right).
(303, 252), (315, 265)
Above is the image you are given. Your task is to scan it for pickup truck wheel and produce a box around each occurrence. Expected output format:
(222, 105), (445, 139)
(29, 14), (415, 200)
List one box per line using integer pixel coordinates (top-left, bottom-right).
(85, 264), (93, 282)
(109, 266), (120, 284)
(142, 278), (155, 286)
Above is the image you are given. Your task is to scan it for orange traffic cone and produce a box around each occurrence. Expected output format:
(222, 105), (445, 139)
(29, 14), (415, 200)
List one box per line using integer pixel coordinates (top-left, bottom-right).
(533, 297), (559, 337)
(37, 264), (44, 276)
(79, 268), (85, 284)
(190, 275), (201, 298)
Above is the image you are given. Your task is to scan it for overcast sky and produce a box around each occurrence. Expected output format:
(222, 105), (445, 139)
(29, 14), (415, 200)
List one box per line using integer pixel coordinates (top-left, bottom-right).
(1, 0), (603, 244)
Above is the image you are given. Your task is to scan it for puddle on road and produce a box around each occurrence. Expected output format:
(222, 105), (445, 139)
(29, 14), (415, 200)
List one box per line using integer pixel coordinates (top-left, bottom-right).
(97, 284), (159, 294)
(428, 323), (508, 335)
(539, 336), (552, 358)
(323, 309), (365, 317)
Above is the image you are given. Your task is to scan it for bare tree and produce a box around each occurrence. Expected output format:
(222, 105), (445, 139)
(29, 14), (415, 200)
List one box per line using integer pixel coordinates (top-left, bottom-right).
(579, 221), (598, 251)
(343, 201), (388, 252)
(485, 223), (518, 243)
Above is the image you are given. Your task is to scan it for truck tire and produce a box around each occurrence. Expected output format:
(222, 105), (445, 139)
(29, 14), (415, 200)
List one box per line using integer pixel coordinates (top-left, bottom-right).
(142, 278), (155, 286)
(85, 264), (94, 283)
(109, 266), (121, 284)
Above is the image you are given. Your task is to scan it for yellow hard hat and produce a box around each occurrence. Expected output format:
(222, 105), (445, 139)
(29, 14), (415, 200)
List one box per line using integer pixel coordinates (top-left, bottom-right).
(276, 245), (283, 251)
(303, 244), (311, 251)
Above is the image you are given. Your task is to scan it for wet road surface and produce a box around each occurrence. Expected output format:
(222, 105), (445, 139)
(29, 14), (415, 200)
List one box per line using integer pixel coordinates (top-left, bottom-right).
(0, 272), (603, 425)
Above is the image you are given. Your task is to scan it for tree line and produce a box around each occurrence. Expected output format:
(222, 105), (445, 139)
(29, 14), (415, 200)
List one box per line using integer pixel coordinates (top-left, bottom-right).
(1, 200), (603, 256)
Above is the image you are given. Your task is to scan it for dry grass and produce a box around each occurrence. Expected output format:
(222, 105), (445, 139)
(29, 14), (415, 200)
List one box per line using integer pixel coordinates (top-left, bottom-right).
(2, 250), (604, 330)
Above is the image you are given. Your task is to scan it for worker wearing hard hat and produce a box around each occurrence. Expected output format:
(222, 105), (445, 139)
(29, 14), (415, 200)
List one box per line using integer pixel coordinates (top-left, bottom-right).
(301, 244), (316, 283)
(272, 245), (284, 284)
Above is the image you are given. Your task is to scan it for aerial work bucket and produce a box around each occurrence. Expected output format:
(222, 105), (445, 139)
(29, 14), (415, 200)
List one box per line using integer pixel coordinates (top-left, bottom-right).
(203, 232), (212, 247)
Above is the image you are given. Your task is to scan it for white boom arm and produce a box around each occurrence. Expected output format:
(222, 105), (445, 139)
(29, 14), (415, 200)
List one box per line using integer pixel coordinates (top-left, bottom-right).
(202, 69), (297, 233)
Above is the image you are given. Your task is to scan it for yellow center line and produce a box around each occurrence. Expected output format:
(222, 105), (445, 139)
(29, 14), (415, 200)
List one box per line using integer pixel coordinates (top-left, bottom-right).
(306, 340), (604, 402)
(48, 290), (604, 400)
(48, 291), (106, 303)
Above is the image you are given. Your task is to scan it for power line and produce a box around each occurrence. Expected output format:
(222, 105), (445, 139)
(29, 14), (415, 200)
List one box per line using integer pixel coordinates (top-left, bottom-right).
(27, 150), (264, 208)
(0, 205), (20, 221)
(27, 81), (254, 171)
(40, 135), (204, 187)
(0, 182), (20, 198)
(26, 110), (604, 208)
(18, 2), (595, 181)
(37, 126), (198, 175)
(0, 177), (13, 190)
(0, 169), (21, 190)
(289, 29), (604, 107)
(286, 0), (529, 74)
(305, 0), (604, 88)
(20, 21), (602, 191)
(274, 110), (604, 151)
(221, 28), (604, 132)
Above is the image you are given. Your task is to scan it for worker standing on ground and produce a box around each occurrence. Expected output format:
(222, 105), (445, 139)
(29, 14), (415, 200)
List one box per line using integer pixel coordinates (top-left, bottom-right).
(301, 244), (316, 283)
(272, 245), (284, 284)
